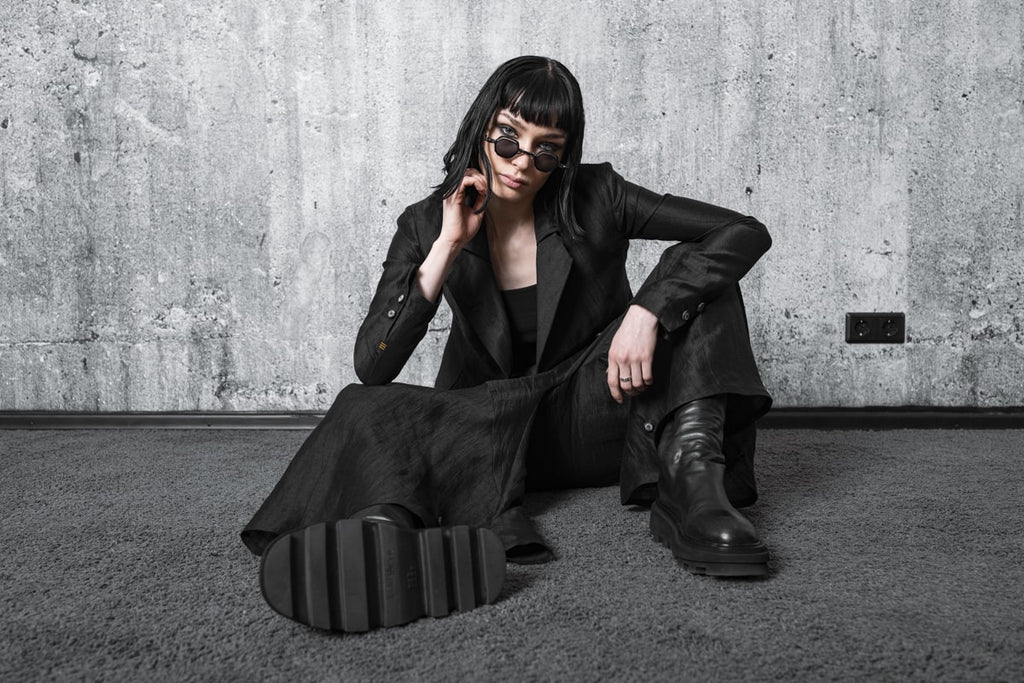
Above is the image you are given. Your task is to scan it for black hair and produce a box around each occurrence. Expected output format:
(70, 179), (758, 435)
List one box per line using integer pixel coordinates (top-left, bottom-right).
(436, 56), (586, 238)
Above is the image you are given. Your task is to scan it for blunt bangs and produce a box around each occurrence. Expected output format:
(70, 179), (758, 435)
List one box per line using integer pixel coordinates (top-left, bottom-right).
(503, 72), (582, 139)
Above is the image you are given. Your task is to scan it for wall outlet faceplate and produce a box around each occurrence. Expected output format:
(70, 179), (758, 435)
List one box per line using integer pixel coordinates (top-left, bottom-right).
(845, 312), (906, 343)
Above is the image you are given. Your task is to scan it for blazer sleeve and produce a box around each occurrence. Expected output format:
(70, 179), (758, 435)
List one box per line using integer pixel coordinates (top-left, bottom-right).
(353, 207), (442, 385)
(604, 164), (772, 333)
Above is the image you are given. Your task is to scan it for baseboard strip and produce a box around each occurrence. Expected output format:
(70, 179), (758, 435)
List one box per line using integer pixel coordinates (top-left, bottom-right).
(1, 408), (1023, 430)
(759, 408), (1024, 430)
(0, 412), (323, 430)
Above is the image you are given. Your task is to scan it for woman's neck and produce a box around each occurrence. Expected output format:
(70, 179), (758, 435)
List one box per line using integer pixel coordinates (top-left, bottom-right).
(485, 196), (535, 237)
(485, 202), (538, 290)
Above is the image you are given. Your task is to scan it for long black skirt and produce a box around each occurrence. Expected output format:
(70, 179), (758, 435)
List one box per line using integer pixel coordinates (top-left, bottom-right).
(241, 284), (771, 556)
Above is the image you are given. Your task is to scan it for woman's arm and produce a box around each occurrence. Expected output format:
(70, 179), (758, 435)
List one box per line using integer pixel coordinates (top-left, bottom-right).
(353, 210), (441, 386)
(606, 164), (772, 334)
(354, 171), (488, 385)
(600, 164), (772, 402)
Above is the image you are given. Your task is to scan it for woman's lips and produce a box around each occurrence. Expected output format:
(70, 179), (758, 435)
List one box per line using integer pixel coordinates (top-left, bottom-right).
(498, 173), (527, 190)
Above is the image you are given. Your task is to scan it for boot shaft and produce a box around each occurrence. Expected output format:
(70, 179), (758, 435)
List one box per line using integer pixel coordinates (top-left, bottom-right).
(658, 396), (728, 477)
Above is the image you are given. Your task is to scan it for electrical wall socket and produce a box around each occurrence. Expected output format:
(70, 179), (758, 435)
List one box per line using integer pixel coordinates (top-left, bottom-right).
(845, 312), (906, 343)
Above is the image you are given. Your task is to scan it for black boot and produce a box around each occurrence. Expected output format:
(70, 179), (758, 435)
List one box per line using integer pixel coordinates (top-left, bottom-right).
(259, 504), (505, 632)
(649, 396), (769, 576)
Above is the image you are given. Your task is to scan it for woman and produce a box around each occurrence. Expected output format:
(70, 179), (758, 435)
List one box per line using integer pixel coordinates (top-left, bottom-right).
(242, 56), (773, 633)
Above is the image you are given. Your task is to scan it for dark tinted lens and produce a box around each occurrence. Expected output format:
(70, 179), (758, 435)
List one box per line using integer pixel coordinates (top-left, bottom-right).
(534, 153), (559, 173)
(494, 137), (519, 159)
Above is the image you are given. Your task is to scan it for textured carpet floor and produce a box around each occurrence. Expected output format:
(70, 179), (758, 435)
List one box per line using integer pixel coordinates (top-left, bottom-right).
(1, 428), (1021, 682)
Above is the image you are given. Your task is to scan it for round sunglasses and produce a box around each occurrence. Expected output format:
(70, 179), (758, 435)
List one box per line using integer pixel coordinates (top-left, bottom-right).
(484, 136), (565, 173)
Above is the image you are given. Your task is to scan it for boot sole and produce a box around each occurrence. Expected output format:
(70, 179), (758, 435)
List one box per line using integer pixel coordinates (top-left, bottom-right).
(650, 503), (769, 577)
(260, 520), (506, 631)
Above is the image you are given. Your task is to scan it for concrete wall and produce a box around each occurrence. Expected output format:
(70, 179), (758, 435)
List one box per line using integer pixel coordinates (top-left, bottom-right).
(1, 0), (1021, 411)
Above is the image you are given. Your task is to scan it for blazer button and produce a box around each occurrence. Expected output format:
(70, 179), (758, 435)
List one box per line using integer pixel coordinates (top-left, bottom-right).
(643, 421), (655, 433)
(397, 294), (406, 303)
(386, 309), (396, 318)
(681, 310), (691, 322)
(696, 302), (705, 313)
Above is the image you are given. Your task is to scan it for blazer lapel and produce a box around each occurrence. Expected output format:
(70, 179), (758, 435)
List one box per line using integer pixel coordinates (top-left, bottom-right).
(534, 207), (572, 369)
(445, 227), (512, 376)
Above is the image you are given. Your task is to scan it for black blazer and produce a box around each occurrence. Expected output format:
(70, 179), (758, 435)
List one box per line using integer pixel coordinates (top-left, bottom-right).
(354, 163), (771, 389)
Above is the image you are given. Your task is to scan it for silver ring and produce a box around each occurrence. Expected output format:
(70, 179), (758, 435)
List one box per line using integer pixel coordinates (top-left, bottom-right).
(619, 376), (632, 383)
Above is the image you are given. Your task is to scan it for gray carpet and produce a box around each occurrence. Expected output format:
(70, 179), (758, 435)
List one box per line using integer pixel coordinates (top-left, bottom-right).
(1, 428), (1021, 681)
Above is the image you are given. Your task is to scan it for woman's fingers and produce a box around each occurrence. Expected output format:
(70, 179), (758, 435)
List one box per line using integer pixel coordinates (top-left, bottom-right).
(448, 171), (484, 203)
(442, 171), (488, 244)
(621, 361), (646, 397)
(606, 364), (624, 404)
(453, 173), (471, 203)
(464, 173), (487, 211)
(448, 172), (487, 215)
(607, 361), (651, 402)
(641, 358), (654, 388)
(605, 304), (659, 401)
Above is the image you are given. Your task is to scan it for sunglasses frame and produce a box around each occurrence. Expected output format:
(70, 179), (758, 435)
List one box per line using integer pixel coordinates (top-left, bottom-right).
(484, 136), (566, 173)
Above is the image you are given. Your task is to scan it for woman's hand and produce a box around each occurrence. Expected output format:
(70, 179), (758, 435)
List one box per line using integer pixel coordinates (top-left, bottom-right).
(606, 304), (660, 404)
(418, 170), (489, 302)
(439, 169), (488, 248)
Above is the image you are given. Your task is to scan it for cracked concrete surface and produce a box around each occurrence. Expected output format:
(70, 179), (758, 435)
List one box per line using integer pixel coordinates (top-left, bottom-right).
(1, 1), (1021, 410)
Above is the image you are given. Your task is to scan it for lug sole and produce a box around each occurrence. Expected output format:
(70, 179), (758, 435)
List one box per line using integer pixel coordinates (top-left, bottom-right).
(650, 503), (769, 577)
(260, 520), (506, 631)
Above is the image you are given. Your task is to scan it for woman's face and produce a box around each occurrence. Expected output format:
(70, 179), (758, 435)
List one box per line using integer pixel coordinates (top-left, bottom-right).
(483, 108), (568, 206)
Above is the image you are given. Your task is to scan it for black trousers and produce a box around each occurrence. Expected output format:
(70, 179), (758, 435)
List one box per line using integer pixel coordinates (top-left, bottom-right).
(241, 284), (771, 556)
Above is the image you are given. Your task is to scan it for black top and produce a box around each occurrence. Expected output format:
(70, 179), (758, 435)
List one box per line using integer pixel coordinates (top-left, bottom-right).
(500, 284), (538, 377)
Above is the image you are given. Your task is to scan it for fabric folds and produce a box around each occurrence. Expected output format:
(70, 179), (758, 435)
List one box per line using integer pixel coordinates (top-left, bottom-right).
(241, 283), (770, 557)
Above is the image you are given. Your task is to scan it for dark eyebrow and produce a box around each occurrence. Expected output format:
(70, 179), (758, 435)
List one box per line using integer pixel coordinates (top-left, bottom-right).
(496, 112), (524, 130)
(497, 111), (567, 141)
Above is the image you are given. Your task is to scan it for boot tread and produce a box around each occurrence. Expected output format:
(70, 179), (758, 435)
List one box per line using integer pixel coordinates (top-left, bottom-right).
(260, 520), (505, 632)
